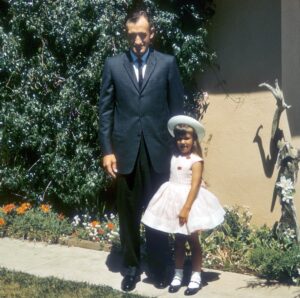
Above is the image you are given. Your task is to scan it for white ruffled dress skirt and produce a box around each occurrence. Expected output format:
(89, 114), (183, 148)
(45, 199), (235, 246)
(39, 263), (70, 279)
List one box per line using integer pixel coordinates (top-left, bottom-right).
(142, 154), (225, 235)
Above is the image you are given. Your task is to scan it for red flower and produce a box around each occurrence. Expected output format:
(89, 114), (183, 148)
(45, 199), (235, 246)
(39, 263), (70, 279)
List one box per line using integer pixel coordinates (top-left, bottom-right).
(98, 229), (105, 235)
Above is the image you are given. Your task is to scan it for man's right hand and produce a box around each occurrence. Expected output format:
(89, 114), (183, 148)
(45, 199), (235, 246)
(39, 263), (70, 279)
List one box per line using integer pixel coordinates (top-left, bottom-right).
(103, 154), (118, 178)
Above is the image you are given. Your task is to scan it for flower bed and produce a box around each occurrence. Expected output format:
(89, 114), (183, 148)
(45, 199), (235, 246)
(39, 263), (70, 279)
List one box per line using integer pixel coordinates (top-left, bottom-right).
(0, 202), (120, 251)
(1, 203), (299, 285)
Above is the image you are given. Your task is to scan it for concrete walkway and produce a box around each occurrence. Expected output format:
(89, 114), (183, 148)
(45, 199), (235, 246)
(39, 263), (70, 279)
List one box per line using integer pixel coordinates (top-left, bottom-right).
(0, 237), (299, 298)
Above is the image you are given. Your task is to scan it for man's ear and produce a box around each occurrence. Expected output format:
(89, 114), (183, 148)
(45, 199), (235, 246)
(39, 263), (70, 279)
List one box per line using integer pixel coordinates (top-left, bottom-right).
(150, 27), (155, 40)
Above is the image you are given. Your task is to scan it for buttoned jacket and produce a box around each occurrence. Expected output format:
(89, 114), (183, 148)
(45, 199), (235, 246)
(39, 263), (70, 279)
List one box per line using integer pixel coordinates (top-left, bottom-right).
(99, 48), (184, 174)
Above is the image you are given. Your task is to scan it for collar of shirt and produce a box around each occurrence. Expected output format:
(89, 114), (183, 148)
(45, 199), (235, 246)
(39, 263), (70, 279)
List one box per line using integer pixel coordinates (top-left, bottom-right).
(130, 49), (149, 67)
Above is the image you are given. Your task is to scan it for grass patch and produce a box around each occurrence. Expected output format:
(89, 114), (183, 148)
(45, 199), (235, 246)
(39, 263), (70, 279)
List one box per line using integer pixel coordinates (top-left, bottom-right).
(0, 267), (148, 298)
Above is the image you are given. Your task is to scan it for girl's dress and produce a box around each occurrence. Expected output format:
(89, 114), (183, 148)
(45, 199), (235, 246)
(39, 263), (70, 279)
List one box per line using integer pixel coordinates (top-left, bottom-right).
(142, 153), (225, 235)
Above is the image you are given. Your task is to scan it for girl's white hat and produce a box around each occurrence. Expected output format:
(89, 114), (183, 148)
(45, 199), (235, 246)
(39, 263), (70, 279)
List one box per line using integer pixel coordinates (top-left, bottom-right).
(168, 115), (205, 141)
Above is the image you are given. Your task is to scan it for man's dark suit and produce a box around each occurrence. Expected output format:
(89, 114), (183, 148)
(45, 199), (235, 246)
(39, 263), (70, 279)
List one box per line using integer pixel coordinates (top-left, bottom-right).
(99, 47), (183, 278)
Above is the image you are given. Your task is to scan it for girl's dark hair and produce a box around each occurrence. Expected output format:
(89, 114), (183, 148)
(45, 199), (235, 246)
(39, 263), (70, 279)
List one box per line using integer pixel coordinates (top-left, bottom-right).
(173, 124), (203, 157)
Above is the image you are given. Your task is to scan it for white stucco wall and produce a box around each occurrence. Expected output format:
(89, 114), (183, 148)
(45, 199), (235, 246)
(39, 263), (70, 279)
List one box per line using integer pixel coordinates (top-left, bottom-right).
(197, 0), (300, 226)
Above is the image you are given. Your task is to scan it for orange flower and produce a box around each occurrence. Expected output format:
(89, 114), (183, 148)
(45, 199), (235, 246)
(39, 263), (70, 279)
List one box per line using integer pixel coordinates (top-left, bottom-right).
(91, 220), (100, 228)
(107, 222), (115, 230)
(0, 218), (6, 226)
(2, 203), (16, 214)
(40, 204), (51, 213)
(16, 202), (31, 215)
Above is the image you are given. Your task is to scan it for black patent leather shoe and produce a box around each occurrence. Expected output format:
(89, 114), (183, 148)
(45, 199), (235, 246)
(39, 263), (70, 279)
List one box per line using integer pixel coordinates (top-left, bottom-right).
(121, 274), (140, 292)
(168, 284), (181, 293)
(184, 283), (202, 296)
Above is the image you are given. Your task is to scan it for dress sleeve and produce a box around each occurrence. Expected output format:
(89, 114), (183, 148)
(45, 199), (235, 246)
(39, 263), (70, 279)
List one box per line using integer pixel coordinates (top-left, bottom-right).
(191, 154), (203, 165)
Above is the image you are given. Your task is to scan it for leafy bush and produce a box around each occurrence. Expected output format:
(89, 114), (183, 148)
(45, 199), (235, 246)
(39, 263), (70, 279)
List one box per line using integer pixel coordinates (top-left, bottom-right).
(0, 0), (215, 214)
(249, 244), (300, 284)
(202, 205), (300, 283)
(202, 205), (254, 272)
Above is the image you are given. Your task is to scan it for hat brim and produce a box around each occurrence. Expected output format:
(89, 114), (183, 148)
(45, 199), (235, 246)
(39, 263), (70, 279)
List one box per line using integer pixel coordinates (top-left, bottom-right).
(168, 115), (205, 141)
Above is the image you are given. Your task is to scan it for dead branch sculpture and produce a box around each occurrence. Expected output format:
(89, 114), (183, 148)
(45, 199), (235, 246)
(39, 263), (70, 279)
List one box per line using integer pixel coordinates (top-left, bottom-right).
(259, 79), (300, 244)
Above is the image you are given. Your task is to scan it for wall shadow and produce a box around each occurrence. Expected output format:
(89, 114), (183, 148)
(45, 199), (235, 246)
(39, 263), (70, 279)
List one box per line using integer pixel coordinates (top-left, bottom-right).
(253, 125), (284, 212)
(253, 125), (283, 178)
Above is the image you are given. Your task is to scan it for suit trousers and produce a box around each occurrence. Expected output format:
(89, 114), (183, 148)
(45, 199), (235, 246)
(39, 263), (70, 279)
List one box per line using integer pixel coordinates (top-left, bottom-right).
(116, 136), (171, 278)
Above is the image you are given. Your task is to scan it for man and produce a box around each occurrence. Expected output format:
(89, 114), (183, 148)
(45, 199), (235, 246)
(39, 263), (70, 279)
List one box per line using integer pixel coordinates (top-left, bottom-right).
(99, 10), (183, 291)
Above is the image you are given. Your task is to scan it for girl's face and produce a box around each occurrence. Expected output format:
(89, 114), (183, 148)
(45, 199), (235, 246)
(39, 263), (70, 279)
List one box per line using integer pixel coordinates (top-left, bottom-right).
(176, 132), (194, 155)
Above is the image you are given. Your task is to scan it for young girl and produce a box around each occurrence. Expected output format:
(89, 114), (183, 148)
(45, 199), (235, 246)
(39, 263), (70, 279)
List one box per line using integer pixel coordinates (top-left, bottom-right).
(142, 115), (225, 295)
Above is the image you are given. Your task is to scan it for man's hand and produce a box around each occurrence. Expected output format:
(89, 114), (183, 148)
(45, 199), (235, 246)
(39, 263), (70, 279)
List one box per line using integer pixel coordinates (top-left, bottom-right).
(103, 154), (118, 178)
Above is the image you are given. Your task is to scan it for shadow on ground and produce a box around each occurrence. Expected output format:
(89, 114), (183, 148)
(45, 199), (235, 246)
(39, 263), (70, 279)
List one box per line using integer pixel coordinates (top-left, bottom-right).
(105, 250), (221, 288)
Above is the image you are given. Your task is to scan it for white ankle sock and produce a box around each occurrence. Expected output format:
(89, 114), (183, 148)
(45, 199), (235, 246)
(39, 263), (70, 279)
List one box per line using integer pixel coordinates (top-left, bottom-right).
(170, 269), (183, 286)
(188, 271), (201, 289)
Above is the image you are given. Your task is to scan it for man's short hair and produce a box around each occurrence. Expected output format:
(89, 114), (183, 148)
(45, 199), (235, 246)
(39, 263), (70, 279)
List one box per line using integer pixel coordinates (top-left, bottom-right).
(125, 10), (153, 29)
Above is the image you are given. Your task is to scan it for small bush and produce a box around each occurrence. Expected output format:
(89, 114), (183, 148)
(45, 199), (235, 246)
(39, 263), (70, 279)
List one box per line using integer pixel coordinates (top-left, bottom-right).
(249, 244), (300, 284)
(201, 205), (300, 283)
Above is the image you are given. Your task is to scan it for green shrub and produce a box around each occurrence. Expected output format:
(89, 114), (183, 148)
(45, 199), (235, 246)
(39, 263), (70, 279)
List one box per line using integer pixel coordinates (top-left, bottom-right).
(202, 206), (254, 272)
(201, 205), (300, 284)
(249, 244), (300, 284)
(0, 0), (215, 214)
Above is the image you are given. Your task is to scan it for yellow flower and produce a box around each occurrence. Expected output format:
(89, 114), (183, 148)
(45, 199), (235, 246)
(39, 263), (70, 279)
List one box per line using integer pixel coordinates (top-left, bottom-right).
(40, 204), (51, 213)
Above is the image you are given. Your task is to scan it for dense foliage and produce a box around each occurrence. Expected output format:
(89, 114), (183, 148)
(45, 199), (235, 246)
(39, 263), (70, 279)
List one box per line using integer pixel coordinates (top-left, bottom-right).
(0, 0), (215, 213)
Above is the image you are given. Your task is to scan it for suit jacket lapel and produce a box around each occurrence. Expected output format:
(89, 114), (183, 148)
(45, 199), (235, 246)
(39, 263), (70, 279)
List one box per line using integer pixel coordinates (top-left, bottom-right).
(123, 52), (139, 92)
(123, 50), (157, 93)
(141, 49), (156, 93)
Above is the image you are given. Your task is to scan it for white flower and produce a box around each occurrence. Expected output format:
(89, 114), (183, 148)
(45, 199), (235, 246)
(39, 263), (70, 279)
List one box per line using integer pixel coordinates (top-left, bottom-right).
(203, 92), (209, 100)
(282, 194), (294, 203)
(276, 176), (294, 191)
(73, 215), (81, 221)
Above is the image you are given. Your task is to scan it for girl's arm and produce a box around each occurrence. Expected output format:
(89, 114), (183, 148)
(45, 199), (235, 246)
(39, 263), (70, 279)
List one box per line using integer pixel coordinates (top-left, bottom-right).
(178, 161), (203, 226)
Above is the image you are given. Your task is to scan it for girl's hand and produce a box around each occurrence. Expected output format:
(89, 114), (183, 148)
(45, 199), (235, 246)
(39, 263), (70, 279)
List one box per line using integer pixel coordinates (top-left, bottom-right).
(178, 207), (190, 226)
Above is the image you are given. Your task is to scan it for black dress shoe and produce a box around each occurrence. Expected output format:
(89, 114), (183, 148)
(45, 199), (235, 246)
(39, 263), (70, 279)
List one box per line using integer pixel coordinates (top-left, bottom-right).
(154, 278), (168, 289)
(121, 274), (140, 292)
(184, 283), (202, 296)
(168, 284), (181, 293)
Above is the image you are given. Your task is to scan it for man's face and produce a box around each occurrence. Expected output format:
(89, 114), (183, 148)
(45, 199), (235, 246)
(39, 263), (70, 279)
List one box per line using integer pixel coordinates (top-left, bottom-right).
(127, 16), (154, 57)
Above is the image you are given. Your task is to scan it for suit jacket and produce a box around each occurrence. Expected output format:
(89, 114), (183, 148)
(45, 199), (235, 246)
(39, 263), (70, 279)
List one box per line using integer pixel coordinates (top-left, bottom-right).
(99, 48), (184, 174)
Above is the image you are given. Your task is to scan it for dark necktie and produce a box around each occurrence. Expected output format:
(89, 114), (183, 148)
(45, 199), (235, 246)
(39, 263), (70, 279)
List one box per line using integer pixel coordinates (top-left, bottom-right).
(137, 58), (143, 89)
